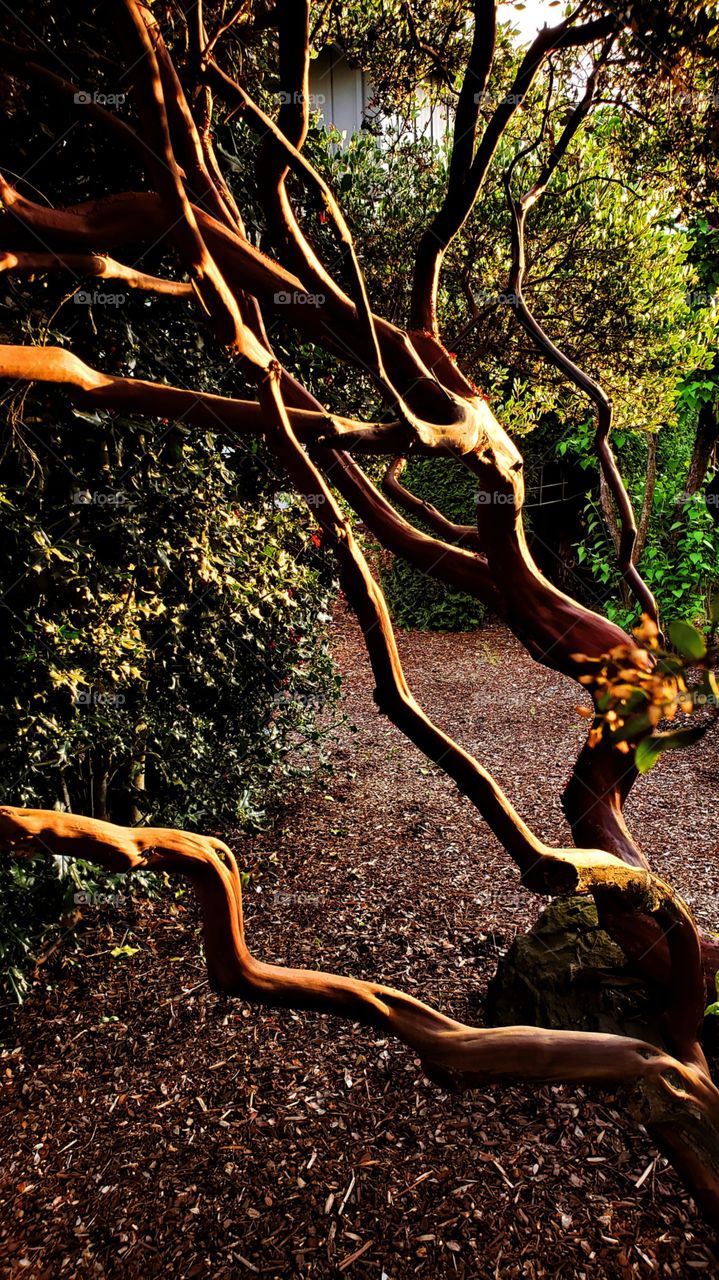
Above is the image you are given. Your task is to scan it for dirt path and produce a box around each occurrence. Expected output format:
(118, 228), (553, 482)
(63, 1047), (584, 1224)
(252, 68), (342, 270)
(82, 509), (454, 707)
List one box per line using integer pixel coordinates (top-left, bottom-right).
(1, 609), (718, 1278)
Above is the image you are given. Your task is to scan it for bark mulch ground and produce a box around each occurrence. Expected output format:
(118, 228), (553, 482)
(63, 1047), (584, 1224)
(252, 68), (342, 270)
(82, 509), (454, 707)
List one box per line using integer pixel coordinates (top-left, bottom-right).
(1, 608), (718, 1279)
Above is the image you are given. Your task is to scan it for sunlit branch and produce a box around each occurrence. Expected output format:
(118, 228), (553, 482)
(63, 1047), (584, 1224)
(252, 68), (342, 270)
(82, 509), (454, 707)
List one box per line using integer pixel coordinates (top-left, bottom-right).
(0, 343), (398, 449)
(0, 250), (193, 296)
(118, 0), (259, 359)
(0, 803), (709, 1099)
(382, 455), (484, 550)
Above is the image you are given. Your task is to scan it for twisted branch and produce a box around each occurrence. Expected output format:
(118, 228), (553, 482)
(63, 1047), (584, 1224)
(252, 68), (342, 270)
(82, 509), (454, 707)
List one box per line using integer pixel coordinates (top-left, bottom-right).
(410, 8), (619, 333)
(1, 801), (717, 1222)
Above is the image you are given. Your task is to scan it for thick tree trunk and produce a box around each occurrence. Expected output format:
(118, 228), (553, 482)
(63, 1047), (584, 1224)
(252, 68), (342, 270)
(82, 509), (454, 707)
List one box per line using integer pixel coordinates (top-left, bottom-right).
(635, 432), (657, 561)
(685, 400), (719, 503)
(670, 400), (719, 545)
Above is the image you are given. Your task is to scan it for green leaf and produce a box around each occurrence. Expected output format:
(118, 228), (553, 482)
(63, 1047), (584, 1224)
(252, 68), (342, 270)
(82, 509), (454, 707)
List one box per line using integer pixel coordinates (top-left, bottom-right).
(635, 724), (707, 775)
(634, 738), (662, 774)
(110, 944), (140, 959)
(668, 619), (707, 660)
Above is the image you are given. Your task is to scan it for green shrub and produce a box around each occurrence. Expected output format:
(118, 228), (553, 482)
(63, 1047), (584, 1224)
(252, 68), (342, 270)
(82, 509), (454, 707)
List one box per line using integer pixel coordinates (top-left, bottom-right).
(0, 295), (340, 1004)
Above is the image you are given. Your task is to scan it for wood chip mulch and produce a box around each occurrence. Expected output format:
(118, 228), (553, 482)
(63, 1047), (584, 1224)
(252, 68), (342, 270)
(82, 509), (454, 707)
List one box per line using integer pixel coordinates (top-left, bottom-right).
(1, 607), (718, 1278)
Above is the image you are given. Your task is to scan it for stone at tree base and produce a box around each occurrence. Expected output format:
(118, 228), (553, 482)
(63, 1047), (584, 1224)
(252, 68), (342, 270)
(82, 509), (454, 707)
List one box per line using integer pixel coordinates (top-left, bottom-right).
(484, 896), (667, 1048)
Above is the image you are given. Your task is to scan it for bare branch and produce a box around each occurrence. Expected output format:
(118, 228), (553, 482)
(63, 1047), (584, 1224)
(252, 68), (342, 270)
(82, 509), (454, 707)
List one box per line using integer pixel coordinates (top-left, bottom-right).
(199, 44), (391, 386)
(118, 0), (260, 359)
(325, 449), (501, 606)
(410, 10), (619, 332)
(0, 807), (686, 1079)
(0, 343), (396, 449)
(0, 40), (150, 160)
(2, 802), (717, 1226)
(258, 366), (650, 906)
(0, 181), (325, 338)
(151, 19), (246, 232)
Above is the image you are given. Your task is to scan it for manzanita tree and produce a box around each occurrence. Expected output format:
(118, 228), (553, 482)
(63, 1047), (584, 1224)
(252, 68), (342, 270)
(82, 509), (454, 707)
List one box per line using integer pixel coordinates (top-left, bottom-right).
(1, 0), (718, 1230)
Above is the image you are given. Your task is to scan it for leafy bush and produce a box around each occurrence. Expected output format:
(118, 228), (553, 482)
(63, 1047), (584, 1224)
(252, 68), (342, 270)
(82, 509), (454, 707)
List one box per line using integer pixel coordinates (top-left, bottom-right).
(0, 381), (339, 830)
(559, 415), (719, 628)
(381, 555), (488, 632)
(0, 855), (156, 1004)
(0, 283), (340, 1008)
(0, 857), (66, 1004)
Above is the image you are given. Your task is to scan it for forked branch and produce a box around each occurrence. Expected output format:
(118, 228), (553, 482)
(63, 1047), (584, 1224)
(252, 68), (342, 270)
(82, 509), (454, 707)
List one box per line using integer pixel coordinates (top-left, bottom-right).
(410, 7), (619, 333)
(503, 55), (658, 622)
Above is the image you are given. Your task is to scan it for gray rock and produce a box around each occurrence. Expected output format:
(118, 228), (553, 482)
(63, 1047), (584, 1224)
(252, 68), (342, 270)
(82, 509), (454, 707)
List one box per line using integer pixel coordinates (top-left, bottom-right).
(485, 896), (666, 1047)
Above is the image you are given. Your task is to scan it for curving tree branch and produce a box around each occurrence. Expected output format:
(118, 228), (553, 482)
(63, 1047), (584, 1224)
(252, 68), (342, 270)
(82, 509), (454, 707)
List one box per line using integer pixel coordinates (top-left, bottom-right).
(503, 53), (658, 624)
(382, 456), (484, 550)
(1, 0), (718, 1230)
(0, 344), (403, 450)
(0, 250), (193, 296)
(1, 801), (717, 1222)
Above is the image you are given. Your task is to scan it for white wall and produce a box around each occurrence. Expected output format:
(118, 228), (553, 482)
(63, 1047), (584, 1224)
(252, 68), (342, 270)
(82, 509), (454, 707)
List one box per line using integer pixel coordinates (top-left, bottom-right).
(309, 46), (450, 146)
(309, 47), (369, 140)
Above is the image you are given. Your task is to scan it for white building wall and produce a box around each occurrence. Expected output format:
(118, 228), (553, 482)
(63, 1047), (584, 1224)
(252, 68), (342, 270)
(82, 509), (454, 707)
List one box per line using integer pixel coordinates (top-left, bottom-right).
(309, 46), (450, 145)
(309, 48), (369, 140)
